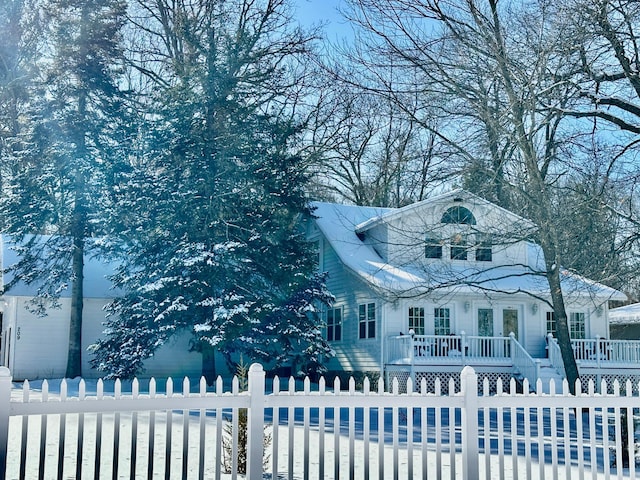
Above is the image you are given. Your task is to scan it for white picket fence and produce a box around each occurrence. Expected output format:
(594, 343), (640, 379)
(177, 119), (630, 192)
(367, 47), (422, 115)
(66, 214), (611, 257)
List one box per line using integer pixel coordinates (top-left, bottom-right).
(1, 364), (639, 479)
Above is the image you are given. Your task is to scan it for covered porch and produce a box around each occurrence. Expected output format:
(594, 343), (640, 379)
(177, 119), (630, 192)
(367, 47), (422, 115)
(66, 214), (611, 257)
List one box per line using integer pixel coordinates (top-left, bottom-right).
(385, 333), (640, 392)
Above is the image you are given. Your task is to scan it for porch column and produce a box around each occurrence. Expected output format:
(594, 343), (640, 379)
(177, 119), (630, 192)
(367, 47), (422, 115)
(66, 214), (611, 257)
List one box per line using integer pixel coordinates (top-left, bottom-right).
(460, 331), (467, 365)
(409, 329), (415, 386)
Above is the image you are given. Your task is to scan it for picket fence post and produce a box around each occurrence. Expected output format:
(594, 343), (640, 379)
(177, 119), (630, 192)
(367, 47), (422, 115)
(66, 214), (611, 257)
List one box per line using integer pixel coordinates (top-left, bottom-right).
(461, 366), (479, 479)
(0, 367), (11, 476)
(246, 363), (266, 480)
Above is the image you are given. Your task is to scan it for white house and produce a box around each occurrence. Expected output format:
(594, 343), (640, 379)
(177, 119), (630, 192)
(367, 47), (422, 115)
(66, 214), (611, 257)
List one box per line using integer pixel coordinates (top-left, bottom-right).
(307, 189), (635, 390)
(0, 236), (203, 381)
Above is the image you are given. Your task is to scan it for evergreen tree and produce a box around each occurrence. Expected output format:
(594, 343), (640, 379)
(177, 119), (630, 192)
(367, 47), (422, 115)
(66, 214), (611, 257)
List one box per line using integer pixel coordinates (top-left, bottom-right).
(0, 0), (23, 165)
(0, 0), (41, 187)
(0, 0), (131, 377)
(90, 0), (333, 381)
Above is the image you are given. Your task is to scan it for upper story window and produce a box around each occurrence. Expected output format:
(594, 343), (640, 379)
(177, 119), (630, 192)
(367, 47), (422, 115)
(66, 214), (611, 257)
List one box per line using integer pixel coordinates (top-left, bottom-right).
(425, 237), (443, 259)
(441, 206), (476, 225)
(450, 233), (468, 260)
(475, 234), (492, 262)
(313, 239), (321, 271)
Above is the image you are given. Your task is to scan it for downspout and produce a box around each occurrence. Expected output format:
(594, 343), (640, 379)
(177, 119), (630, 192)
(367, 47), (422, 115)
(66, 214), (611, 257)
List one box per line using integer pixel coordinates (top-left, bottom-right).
(10, 299), (17, 373)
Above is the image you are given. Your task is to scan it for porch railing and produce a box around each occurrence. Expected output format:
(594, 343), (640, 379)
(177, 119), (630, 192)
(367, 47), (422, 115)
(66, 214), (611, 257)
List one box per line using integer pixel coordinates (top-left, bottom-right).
(385, 333), (513, 366)
(571, 337), (640, 367)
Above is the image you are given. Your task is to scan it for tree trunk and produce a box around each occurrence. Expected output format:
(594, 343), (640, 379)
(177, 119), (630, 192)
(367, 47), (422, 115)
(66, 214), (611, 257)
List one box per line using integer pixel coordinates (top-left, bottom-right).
(66, 234), (84, 378)
(545, 266), (580, 393)
(201, 343), (217, 385)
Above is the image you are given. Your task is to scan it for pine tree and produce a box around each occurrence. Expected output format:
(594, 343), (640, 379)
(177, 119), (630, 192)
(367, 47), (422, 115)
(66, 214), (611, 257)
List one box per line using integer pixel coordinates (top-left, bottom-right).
(90, 0), (333, 380)
(0, 0), (23, 165)
(0, 0), (131, 377)
(0, 0), (41, 188)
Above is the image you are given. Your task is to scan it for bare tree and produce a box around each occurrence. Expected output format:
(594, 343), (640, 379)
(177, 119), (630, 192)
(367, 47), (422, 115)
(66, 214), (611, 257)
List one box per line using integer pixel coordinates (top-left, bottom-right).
(310, 82), (452, 207)
(339, 0), (627, 390)
(304, 67), (442, 205)
(554, 0), (640, 288)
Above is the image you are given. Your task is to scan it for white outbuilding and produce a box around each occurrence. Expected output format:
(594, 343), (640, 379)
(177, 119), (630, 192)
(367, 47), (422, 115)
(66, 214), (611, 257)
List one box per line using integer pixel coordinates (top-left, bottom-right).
(0, 235), (203, 381)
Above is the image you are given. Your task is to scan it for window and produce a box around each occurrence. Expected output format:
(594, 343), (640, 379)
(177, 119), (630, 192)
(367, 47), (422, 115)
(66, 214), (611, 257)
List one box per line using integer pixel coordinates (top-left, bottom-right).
(570, 312), (586, 339)
(434, 307), (451, 335)
(312, 240), (322, 271)
(408, 307), (425, 335)
(546, 312), (556, 336)
(327, 307), (342, 342)
(441, 206), (476, 225)
(359, 303), (376, 339)
(450, 234), (468, 260)
(475, 234), (492, 262)
(425, 237), (442, 259)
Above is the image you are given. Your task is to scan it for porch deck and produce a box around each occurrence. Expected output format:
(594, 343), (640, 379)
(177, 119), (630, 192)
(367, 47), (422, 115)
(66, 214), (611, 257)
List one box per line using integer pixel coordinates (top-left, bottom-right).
(386, 334), (514, 367)
(385, 333), (640, 390)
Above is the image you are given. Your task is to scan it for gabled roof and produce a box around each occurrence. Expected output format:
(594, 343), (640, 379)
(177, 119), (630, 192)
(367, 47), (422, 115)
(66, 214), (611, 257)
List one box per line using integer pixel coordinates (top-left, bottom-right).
(311, 195), (626, 302)
(354, 189), (536, 234)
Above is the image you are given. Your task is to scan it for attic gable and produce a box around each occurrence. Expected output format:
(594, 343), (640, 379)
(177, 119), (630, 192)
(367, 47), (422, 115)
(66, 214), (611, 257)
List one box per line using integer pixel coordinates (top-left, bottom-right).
(354, 189), (535, 235)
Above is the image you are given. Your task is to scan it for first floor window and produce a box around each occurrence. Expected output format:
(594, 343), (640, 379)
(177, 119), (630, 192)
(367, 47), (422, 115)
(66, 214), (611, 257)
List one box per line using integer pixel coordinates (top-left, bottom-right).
(546, 312), (556, 337)
(408, 307), (425, 335)
(327, 307), (342, 342)
(359, 303), (376, 339)
(570, 312), (586, 339)
(434, 307), (451, 335)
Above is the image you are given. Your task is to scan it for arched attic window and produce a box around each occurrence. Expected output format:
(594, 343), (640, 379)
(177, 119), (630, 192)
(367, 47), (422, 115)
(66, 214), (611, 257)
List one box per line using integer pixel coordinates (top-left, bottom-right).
(440, 206), (476, 225)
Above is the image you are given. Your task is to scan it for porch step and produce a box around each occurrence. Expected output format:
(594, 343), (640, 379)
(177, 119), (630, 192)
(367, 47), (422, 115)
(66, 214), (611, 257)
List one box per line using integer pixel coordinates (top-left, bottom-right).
(513, 360), (565, 394)
(536, 360), (565, 394)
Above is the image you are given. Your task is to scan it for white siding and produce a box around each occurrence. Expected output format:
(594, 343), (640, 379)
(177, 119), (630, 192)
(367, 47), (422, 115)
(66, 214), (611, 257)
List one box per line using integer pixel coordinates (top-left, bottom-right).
(3, 295), (202, 381)
(81, 298), (202, 379)
(11, 297), (70, 380)
(321, 239), (383, 373)
(381, 200), (532, 268)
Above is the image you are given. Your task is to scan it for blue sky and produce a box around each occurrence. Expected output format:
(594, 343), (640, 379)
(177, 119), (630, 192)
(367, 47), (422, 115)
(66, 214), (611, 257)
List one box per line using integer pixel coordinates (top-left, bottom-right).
(294, 0), (351, 41)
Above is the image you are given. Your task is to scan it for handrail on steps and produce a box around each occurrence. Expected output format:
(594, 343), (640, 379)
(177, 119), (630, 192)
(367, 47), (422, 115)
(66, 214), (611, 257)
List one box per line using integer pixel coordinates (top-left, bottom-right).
(509, 332), (541, 389)
(546, 334), (566, 378)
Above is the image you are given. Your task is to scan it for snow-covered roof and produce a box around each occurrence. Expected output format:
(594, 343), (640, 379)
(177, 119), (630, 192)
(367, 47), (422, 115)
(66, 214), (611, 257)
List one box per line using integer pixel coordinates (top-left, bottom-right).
(609, 303), (640, 325)
(311, 199), (626, 301)
(1, 235), (115, 299)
